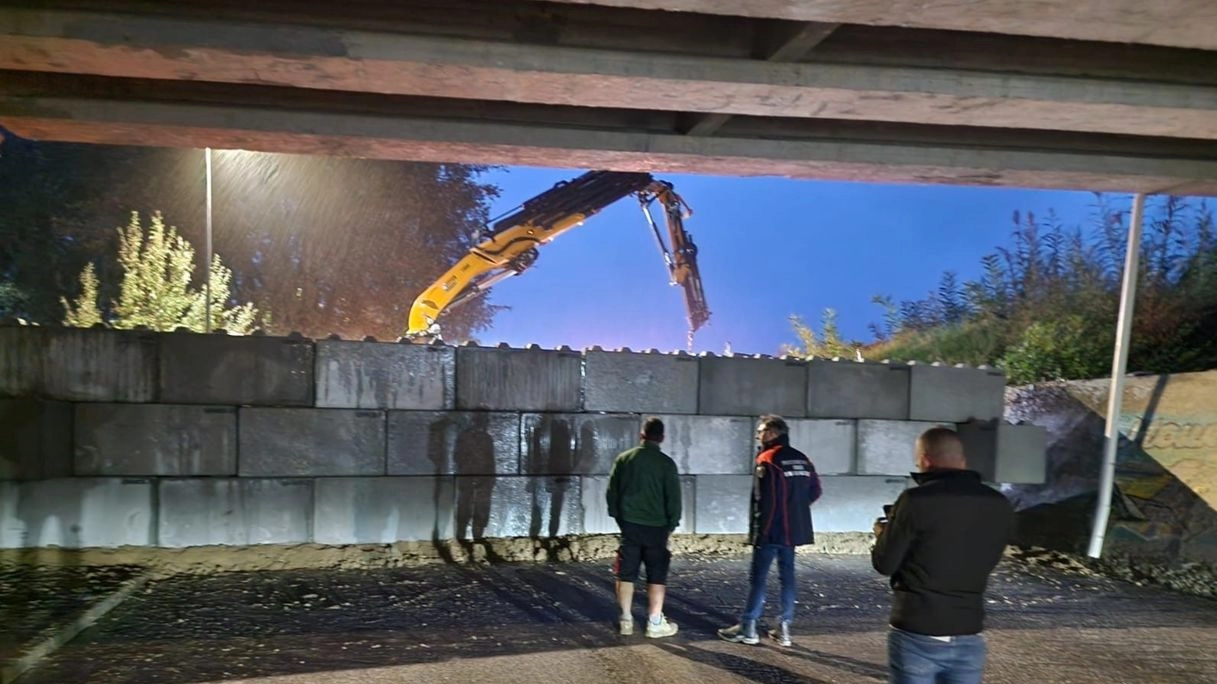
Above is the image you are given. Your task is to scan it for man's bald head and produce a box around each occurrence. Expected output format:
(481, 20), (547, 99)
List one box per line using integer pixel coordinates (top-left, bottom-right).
(915, 427), (967, 471)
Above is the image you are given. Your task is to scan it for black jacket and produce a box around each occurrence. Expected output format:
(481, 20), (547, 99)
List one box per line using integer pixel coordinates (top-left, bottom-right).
(871, 468), (1015, 636)
(748, 434), (822, 547)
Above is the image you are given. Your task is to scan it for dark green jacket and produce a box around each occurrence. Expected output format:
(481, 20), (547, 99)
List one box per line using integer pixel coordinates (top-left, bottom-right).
(606, 441), (681, 529)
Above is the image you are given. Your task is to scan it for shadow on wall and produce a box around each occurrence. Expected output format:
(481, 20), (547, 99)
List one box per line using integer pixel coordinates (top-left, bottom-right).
(527, 417), (576, 540)
(427, 413), (498, 562)
(1003, 372), (1217, 564)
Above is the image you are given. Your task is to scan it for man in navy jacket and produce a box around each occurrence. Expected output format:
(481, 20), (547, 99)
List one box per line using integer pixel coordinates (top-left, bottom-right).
(719, 414), (822, 647)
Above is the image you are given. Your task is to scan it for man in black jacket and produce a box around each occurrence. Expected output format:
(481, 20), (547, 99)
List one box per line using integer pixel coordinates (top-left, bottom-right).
(718, 414), (822, 647)
(872, 427), (1015, 684)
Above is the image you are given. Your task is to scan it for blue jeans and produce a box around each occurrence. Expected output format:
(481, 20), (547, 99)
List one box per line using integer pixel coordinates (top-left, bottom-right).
(888, 627), (986, 684)
(740, 544), (796, 624)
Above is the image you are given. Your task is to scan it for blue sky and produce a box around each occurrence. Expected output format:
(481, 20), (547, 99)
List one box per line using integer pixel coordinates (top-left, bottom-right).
(475, 166), (1115, 355)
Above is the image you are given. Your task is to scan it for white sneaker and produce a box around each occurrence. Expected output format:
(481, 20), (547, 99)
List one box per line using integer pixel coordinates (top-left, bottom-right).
(619, 618), (634, 636)
(644, 614), (678, 638)
(768, 621), (792, 647)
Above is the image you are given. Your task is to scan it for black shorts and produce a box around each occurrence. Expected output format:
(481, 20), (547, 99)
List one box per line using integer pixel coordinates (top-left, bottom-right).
(613, 520), (672, 585)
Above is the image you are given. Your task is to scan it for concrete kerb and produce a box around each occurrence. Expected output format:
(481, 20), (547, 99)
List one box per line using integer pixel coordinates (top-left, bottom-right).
(0, 571), (153, 684)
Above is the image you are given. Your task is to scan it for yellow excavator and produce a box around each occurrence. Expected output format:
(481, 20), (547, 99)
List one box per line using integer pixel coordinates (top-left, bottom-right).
(405, 170), (711, 346)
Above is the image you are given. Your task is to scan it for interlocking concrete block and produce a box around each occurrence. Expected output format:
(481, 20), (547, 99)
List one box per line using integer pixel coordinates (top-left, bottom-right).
(0, 399), (72, 480)
(814, 476), (911, 533)
(909, 365), (1006, 423)
(808, 360), (910, 420)
(958, 421), (1048, 484)
(654, 414), (753, 475)
(316, 340), (454, 410)
(239, 408), (386, 476)
(857, 420), (952, 475)
(74, 403), (236, 476)
(698, 356), (807, 417)
(160, 332), (314, 406)
(387, 411), (519, 476)
(314, 477), (454, 544)
(581, 475), (695, 535)
(455, 346), (581, 411)
(0, 478), (154, 548)
(583, 350), (699, 414)
(787, 419), (855, 475)
(158, 478), (312, 547)
(694, 475), (752, 534)
(521, 413), (640, 476)
(0, 325), (44, 397)
(452, 475), (581, 539)
(44, 328), (158, 402)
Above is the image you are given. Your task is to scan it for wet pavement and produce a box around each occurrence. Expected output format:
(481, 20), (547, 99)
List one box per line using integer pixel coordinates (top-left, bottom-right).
(0, 563), (141, 665)
(11, 553), (1217, 683)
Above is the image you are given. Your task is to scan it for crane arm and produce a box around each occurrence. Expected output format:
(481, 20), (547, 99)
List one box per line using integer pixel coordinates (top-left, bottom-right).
(638, 182), (711, 340)
(406, 171), (654, 337)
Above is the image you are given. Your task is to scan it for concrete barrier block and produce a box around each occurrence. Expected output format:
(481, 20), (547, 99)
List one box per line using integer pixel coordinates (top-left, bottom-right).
(0, 325), (44, 397)
(808, 361), (910, 419)
(583, 350), (699, 414)
(160, 332), (313, 406)
(521, 413), (640, 476)
(74, 404), (236, 476)
(653, 414), (753, 475)
(387, 411), (519, 476)
(581, 475), (695, 535)
(814, 476), (911, 532)
(0, 399), (72, 480)
(316, 340), (454, 410)
(0, 478), (154, 548)
(158, 478), (312, 547)
(698, 356), (807, 417)
(909, 365), (1006, 423)
(314, 477), (453, 544)
(857, 420), (952, 475)
(958, 421), (1048, 484)
(694, 475), (752, 534)
(452, 475), (581, 539)
(788, 419), (855, 475)
(238, 408), (386, 476)
(45, 328), (158, 402)
(456, 346), (581, 411)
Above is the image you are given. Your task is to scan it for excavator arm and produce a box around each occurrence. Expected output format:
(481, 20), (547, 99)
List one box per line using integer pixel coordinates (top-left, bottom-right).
(406, 170), (711, 343)
(638, 181), (711, 340)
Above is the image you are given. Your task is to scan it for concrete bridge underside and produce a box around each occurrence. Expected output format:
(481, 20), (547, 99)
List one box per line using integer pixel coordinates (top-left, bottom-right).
(1, 0), (1217, 193)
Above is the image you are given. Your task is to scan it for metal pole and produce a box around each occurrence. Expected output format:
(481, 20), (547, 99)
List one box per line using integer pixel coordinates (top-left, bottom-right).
(204, 147), (213, 333)
(1087, 193), (1145, 558)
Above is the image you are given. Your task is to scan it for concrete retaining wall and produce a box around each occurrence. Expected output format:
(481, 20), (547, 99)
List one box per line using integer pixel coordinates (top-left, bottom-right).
(0, 323), (1041, 549)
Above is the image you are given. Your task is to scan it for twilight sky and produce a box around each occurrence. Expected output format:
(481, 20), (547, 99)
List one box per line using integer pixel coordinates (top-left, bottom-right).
(474, 165), (1119, 355)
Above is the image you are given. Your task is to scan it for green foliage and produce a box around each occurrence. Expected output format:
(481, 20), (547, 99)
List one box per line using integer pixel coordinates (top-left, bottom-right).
(60, 262), (103, 328)
(788, 196), (1217, 383)
(782, 308), (859, 360)
(61, 211), (263, 334)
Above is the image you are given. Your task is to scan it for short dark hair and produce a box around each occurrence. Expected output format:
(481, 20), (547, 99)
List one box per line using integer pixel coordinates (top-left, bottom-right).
(642, 417), (665, 440)
(757, 414), (788, 435)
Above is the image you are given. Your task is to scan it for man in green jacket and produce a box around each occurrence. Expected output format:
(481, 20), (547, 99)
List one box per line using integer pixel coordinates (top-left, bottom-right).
(607, 416), (682, 638)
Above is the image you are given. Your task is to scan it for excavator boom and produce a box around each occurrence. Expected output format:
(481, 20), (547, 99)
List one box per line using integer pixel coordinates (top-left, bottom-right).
(406, 170), (711, 343)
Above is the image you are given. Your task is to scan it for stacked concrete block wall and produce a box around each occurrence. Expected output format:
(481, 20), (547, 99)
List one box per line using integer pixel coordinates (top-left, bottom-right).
(0, 323), (1041, 549)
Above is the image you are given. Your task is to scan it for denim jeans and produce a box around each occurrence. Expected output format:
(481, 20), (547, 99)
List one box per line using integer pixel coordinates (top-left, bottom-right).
(888, 627), (986, 684)
(740, 544), (797, 624)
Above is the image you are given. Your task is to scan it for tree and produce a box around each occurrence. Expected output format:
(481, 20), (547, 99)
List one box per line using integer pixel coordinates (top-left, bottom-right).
(792, 195), (1217, 382)
(61, 211), (261, 334)
(1, 141), (502, 341)
(60, 262), (102, 328)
